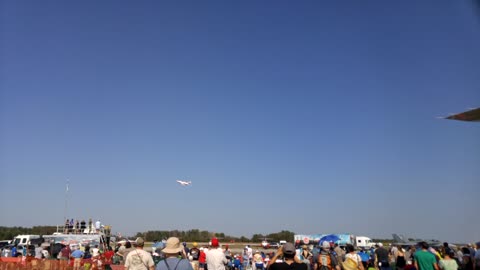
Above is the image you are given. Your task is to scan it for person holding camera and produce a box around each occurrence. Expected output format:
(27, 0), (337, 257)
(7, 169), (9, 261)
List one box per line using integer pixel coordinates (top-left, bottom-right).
(268, 243), (307, 270)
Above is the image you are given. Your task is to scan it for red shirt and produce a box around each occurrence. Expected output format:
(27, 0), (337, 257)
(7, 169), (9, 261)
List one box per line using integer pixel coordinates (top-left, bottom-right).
(199, 251), (206, 263)
(104, 250), (114, 264)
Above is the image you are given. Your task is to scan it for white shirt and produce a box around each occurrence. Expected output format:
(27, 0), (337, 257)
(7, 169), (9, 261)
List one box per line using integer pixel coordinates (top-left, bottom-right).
(206, 248), (227, 270)
(247, 248), (253, 259)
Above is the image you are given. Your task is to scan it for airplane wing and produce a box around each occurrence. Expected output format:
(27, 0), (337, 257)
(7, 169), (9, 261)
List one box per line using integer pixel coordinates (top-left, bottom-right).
(445, 107), (480, 122)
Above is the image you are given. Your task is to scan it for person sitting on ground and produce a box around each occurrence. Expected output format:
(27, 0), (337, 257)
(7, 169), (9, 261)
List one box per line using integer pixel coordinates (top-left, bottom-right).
(268, 243), (307, 270)
(125, 237), (155, 270)
(156, 237), (193, 270)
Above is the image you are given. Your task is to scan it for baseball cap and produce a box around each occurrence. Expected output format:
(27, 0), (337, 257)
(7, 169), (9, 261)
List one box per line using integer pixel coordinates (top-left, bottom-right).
(282, 243), (296, 255)
(211, 238), (219, 247)
(135, 237), (145, 246)
(378, 243), (383, 247)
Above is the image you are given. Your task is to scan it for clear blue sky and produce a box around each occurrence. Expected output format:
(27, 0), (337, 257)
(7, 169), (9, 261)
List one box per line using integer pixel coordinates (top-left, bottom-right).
(1, 1), (479, 243)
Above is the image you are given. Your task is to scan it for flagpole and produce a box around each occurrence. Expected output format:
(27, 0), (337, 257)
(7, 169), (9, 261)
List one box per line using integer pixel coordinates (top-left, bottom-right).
(64, 179), (69, 225)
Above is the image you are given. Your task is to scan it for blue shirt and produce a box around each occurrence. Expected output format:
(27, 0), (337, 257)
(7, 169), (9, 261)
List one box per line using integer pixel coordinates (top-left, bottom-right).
(156, 258), (194, 270)
(358, 251), (370, 262)
(71, 250), (84, 258)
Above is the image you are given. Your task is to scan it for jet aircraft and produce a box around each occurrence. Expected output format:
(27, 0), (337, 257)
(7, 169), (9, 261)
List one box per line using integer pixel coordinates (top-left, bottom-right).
(176, 180), (192, 186)
(444, 107), (480, 122)
(391, 234), (455, 248)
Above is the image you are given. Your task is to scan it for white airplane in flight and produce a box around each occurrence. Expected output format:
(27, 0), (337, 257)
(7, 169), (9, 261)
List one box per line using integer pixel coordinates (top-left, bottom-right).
(176, 180), (192, 186)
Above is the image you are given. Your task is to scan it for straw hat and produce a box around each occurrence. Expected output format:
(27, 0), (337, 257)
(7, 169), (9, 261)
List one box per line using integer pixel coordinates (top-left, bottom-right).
(162, 237), (183, 254)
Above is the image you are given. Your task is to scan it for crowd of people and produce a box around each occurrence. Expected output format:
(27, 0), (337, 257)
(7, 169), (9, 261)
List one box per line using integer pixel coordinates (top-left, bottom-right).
(113, 237), (480, 270)
(0, 236), (478, 270)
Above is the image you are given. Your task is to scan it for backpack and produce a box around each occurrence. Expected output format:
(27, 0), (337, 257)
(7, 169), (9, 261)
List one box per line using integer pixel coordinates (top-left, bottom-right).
(318, 253), (334, 270)
(342, 257), (359, 270)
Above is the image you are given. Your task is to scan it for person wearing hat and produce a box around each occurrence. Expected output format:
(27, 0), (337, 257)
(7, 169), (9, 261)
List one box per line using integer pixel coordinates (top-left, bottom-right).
(156, 237), (193, 270)
(314, 241), (340, 270)
(125, 237), (155, 270)
(253, 250), (265, 270)
(299, 245), (313, 270)
(189, 242), (201, 270)
(268, 242), (307, 270)
(206, 238), (228, 270)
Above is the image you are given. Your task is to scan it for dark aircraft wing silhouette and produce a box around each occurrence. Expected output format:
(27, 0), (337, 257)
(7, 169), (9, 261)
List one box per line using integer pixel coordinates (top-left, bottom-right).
(445, 107), (480, 122)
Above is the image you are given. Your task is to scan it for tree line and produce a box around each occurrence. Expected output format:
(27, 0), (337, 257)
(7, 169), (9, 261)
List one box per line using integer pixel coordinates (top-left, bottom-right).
(134, 229), (295, 243)
(0, 226), (295, 243)
(0, 226), (57, 240)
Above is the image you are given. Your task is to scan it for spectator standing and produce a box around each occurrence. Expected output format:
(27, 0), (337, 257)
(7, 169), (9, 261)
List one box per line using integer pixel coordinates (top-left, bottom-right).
(125, 237), (155, 270)
(314, 241), (340, 270)
(475, 242), (480, 270)
(461, 247), (474, 270)
(119, 241), (135, 265)
(156, 237), (193, 270)
(438, 251), (458, 270)
(395, 248), (406, 270)
(253, 250), (264, 270)
(190, 242), (201, 270)
(299, 245), (313, 270)
(34, 243), (43, 259)
(334, 244), (345, 264)
(206, 238), (228, 270)
(414, 242), (438, 270)
(71, 246), (84, 270)
(104, 246), (115, 270)
(375, 243), (391, 270)
(269, 243), (307, 270)
(343, 244), (364, 270)
(199, 247), (207, 270)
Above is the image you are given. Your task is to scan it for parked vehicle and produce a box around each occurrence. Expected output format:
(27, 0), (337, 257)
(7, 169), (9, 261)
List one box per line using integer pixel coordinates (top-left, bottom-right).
(0, 240), (11, 251)
(294, 234), (375, 248)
